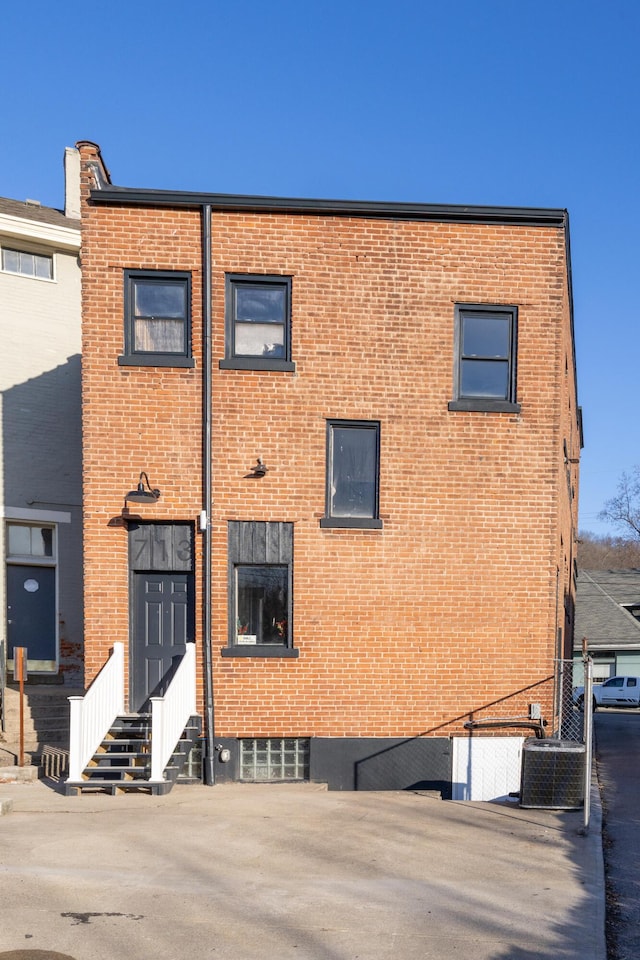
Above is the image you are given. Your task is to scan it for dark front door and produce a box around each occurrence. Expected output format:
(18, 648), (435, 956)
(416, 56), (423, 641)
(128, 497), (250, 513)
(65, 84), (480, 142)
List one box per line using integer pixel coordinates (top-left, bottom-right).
(131, 572), (193, 711)
(129, 523), (194, 712)
(7, 564), (56, 671)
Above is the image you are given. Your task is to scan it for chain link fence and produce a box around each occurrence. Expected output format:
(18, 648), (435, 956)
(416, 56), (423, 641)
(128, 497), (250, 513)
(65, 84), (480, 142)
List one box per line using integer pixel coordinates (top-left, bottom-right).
(535, 656), (593, 829)
(555, 657), (587, 742)
(455, 658), (593, 829)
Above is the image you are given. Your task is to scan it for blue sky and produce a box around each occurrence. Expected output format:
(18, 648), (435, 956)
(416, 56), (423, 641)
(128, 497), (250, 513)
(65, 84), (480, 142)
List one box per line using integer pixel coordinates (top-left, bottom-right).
(2, 0), (638, 536)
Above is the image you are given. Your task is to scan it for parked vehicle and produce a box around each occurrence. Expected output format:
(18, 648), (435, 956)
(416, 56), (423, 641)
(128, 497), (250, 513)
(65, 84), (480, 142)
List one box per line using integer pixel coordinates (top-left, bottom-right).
(574, 675), (640, 710)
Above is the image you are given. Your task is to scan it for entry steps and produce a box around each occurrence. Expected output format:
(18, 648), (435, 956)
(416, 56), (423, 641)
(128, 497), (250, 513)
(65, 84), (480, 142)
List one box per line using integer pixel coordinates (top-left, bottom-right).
(0, 682), (82, 772)
(65, 713), (201, 796)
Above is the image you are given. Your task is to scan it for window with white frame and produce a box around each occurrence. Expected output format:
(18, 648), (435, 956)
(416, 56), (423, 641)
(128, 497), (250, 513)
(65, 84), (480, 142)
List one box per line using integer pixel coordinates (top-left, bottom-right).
(1, 247), (53, 280)
(7, 522), (54, 559)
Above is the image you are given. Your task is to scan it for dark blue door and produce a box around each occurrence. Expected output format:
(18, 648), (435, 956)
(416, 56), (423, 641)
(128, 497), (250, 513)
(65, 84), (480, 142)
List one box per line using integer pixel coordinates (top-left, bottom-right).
(6, 564), (56, 670)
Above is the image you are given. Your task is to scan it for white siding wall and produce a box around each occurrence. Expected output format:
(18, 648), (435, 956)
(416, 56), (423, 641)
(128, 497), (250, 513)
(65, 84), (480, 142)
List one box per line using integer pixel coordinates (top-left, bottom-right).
(0, 214), (82, 680)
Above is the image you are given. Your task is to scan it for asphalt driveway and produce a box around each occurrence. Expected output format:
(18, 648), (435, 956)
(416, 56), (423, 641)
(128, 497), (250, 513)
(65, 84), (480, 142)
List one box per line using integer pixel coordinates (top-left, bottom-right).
(0, 780), (605, 960)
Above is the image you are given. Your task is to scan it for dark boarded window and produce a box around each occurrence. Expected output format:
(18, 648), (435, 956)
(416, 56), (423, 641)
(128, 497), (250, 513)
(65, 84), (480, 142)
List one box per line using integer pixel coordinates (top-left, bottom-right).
(224, 521), (297, 658)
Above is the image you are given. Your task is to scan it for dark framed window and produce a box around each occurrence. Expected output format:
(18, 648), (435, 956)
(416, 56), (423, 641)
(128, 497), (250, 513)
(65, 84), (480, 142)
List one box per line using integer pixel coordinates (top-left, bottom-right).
(220, 274), (294, 371)
(223, 521), (298, 658)
(119, 270), (194, 368)
(1, 247), (53, 279)
(448, 304), (520, 413)
(320, 420), (382, 529)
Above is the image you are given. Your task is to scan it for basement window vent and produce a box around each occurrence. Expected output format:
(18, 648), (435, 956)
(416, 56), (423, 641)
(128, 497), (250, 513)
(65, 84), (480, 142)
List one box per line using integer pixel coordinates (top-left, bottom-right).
(240, 738), (309, 782)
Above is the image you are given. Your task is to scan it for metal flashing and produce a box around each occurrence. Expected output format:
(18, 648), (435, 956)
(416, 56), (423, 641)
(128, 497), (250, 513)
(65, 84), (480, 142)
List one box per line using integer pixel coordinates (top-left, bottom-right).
(89, 185), (567, 227)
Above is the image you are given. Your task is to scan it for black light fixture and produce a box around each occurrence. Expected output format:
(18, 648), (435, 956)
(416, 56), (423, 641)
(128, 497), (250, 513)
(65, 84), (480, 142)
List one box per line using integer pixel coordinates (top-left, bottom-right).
(247, 458), (268, 478)
(125, 471), (161, 504)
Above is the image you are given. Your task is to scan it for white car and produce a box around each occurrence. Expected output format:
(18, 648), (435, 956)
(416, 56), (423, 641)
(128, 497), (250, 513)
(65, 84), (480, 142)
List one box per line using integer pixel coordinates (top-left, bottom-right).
(574, 675), (640, 710)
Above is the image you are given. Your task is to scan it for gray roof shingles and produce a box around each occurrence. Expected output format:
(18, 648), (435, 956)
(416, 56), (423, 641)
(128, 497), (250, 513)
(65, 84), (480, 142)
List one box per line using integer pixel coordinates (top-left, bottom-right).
(0, 195), (79, 229)
(575, 569), (640, 650)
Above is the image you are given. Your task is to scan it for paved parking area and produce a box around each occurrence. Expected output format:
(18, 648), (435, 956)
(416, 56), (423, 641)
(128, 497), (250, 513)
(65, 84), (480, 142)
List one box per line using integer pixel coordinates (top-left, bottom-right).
(0, 780), (605, 960)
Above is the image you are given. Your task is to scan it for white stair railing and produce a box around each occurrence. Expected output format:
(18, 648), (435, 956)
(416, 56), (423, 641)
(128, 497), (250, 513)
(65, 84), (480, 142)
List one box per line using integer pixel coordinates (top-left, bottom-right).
(150, 643), (196, 783)
(67, 642), (125, 782)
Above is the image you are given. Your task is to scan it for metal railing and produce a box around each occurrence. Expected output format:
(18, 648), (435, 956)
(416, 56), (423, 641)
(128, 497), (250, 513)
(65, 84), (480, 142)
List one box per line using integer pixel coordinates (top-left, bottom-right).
(67, 642), (125, 782)
(150, 643), (196, 782)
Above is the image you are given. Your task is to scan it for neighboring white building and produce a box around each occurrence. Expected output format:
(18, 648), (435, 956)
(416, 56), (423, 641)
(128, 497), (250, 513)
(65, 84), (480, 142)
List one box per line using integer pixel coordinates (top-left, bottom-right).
(1, 148), (82, 688)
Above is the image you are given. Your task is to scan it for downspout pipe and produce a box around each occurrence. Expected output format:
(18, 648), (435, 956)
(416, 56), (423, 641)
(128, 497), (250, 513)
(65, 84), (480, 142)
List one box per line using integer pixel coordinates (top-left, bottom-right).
(201, 203), (215, 785)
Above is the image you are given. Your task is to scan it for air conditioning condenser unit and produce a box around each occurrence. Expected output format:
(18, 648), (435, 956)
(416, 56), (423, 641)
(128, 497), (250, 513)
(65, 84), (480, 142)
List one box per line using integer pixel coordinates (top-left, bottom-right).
(520, 738), (585, 810)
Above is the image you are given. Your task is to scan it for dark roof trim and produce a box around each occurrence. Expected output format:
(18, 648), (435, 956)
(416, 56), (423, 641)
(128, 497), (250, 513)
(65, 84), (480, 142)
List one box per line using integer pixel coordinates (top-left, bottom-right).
(89, 186), (567, 227)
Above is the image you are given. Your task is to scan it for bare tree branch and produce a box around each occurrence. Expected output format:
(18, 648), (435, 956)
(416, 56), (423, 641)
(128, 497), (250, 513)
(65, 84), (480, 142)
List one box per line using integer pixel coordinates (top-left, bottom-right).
(599, 467), (640, 540)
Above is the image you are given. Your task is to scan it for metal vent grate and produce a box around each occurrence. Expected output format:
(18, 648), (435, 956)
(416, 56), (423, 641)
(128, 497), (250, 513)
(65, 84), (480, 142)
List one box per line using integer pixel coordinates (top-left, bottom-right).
(240, 738), (309, 781)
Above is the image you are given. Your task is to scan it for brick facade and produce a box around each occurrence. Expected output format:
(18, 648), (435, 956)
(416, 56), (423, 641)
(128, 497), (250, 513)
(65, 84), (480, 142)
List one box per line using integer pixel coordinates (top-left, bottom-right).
(78, 142), (580, 790)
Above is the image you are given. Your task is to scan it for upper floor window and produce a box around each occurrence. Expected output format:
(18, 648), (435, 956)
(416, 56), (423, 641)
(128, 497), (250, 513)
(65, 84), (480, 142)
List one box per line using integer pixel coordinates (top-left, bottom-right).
(119, 270), (194, 368)
(220, 274), (295, 372)
(448, 304), (521, 413)
(320, 420), (382, 529)
(1, 247), (53, 280)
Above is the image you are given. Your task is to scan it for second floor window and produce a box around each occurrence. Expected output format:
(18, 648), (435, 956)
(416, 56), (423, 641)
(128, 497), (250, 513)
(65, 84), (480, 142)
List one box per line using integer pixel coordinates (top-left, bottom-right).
(2, 247), (53, 279)
(449, 304), (520, 413)
(120, 270), (193, 367)
(221, 275), (294, 371)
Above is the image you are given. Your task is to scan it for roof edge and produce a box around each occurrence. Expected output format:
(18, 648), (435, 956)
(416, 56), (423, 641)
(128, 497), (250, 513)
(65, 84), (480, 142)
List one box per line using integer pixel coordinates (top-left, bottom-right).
(88, 185), (567, 227)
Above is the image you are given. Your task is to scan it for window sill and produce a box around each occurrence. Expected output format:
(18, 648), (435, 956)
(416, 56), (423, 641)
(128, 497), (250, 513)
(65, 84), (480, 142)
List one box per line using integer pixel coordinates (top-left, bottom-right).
(219, 358), (296, 372)
(448, 399), (521, 414)
(221, 646), (299, 658)
(320, 518), (383, 529)
(1, 269), (56, 283)
(118, 355), (195, 368)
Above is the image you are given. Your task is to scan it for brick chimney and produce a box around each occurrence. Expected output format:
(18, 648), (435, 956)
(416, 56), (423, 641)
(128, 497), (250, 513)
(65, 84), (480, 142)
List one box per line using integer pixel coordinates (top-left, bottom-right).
(75, 141), (111, 206)
(64, 146), (81, 219)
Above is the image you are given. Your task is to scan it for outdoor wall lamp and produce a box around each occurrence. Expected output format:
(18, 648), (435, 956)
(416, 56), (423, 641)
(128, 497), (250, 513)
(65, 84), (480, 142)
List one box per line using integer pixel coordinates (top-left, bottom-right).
(247, 458), (268, 478)
(125, 471), (161, 504)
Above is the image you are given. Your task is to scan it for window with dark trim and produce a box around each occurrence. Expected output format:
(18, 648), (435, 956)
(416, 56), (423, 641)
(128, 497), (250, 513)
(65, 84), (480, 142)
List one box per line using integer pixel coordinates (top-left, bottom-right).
(220, 274), (294, 371)
(223, 521), (297, 658)
(1, 247), (53, 280)
(448, 304), (520, 413)
(320, 420), (382, 529)
(119, 270), (194, 368)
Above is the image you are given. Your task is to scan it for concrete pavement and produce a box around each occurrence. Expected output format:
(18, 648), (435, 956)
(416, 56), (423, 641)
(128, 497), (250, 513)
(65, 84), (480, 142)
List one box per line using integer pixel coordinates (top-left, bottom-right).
(0, 778), (605, 960)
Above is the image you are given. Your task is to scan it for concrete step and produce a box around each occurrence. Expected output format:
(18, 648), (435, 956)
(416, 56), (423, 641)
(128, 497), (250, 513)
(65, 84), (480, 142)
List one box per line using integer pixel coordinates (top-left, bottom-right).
(1, 684), (84, 750)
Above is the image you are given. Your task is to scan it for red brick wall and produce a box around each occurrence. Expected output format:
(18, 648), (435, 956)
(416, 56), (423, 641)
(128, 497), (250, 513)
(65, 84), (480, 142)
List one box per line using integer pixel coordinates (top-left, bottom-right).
(79, 145), (578, 739)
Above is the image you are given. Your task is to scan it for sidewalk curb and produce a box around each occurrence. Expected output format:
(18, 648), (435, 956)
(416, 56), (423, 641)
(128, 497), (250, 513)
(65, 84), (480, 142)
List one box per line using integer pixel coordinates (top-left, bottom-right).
(0, 765), (39, 784)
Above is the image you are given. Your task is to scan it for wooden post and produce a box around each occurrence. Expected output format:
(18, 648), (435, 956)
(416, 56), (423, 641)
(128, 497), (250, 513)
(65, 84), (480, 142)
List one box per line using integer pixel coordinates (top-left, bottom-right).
(13, 647), (27, 767)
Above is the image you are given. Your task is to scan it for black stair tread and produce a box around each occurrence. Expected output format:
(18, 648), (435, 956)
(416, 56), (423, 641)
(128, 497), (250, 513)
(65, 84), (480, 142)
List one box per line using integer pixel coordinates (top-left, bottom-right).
(114, 713), (152, 719)
(83, 771), (149, 781)
(100, 737), (151, 753)
(89, 761), (150, 771)
(109, 730), (150, 735)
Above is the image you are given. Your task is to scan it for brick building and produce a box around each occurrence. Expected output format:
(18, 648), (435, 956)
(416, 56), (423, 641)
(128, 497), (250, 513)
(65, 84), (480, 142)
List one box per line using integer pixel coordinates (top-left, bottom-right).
(72, 140), (581, 797)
